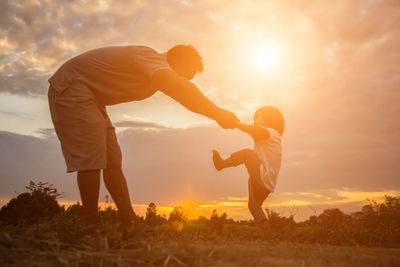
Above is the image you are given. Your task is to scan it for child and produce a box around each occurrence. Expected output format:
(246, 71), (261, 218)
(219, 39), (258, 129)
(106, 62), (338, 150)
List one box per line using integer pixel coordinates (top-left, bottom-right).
(212, 106), (284, 230)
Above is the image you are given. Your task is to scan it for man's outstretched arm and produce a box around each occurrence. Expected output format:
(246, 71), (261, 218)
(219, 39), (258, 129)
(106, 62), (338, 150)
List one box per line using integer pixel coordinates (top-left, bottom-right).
(152, 69), (238, 129)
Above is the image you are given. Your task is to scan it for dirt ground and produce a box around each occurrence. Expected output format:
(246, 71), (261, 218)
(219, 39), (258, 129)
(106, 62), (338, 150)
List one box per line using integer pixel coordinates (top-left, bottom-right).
(1, 235), (400, 267)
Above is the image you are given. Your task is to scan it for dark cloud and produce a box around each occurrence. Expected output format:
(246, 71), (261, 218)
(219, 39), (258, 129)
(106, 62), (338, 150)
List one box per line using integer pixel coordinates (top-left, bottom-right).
(0, 131), (72, 199)
(0, 127), (250, 204)
(1, 121), (399, 205)
(0, 72), (50, 96)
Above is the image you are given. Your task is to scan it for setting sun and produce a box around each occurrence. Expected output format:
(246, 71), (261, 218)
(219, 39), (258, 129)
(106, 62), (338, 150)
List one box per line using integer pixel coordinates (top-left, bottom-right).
(253, 42), (281, 69)
(245, 38), (286, 75)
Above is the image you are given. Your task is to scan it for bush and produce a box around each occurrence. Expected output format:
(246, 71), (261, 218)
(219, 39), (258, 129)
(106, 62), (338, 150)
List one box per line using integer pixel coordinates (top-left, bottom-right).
(0, 181), (64, 225)
(209, 209), (227, 234)
(1, 181), (400, 248)
(145, 202), (167, 226)
(168, 206), (187, 223)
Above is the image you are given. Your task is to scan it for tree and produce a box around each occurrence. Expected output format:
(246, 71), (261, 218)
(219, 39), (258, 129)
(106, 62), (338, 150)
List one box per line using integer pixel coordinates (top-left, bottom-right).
(265, 208), (296, 232)
(168, 206), (187, 223)
(318, 208), (345, 229)
(209, 209), (227, 234)
(145, 202), (166, 226)
(0, 181), (64, 225)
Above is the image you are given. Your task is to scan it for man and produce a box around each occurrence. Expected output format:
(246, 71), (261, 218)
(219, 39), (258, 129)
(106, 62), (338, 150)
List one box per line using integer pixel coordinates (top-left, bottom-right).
(48, 44), (238, 226)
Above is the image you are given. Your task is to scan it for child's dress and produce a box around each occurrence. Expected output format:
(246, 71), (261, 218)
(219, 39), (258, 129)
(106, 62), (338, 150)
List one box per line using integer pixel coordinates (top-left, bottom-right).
(253, 127), (282, 192)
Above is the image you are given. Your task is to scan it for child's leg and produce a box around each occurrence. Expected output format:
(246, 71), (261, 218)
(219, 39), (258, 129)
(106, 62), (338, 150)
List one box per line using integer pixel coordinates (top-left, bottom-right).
(248, 179), (269, 224)
(212, 148), (260, 172)
(213, 149), (270, 225)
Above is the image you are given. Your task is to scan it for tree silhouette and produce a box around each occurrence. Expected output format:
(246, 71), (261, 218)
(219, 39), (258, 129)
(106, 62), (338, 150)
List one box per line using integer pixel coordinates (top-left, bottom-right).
(0, 181), (64, 225)
(168, 206), (187, 223)
(209, 209), (227, 234)
(145, 202), (166, 226)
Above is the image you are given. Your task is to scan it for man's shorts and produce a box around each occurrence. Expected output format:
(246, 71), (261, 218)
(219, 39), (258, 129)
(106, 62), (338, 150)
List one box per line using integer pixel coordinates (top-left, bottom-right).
(48, 84), (122, 173)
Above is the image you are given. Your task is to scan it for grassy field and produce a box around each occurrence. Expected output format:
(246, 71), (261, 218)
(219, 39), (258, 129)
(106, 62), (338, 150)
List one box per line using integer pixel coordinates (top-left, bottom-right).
(1, 229), (400, 267)
(1, 183), (399, 266)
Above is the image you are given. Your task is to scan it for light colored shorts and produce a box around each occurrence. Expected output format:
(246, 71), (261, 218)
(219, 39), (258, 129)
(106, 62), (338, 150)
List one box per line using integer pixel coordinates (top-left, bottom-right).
(48, 84), (122, 173)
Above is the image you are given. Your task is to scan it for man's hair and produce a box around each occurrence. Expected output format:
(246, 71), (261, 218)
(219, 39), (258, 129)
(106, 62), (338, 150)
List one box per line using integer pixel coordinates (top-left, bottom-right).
(167, 44), (203, 73)
(254, 106), (285, 135)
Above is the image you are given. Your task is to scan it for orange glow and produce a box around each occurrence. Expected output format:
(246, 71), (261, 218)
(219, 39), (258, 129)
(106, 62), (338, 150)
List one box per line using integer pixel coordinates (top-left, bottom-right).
(247, 39), (286, 75)
(58, 189), (400, 221)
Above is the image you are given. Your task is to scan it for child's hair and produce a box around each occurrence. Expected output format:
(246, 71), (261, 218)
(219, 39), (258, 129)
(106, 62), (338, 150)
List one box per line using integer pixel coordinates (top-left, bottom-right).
(254, 106), (285, 135)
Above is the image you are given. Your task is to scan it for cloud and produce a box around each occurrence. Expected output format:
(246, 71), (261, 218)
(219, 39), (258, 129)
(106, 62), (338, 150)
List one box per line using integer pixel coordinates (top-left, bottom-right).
(0, 126), (250, 204)
(114, 120), (168, 129)
(35, 127), (55, 138)
(0, 0), (223, 96)
(1, 1), (399, 130)
(0, 109), (30, 119)
(1, 121), (399, 202)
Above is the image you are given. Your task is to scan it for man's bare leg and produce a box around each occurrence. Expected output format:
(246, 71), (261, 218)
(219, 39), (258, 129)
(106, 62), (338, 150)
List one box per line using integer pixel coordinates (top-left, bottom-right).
(103, 166), (136, 225)
(77, 169), (101, 225)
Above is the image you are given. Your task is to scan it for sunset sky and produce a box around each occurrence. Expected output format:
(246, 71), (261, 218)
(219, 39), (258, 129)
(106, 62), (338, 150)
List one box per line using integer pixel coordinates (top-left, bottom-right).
(0, 0), (399, 221)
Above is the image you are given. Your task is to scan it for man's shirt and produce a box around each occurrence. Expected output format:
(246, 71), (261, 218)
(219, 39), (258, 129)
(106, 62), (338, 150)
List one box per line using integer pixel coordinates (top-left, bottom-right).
(48, 45), (172, 106)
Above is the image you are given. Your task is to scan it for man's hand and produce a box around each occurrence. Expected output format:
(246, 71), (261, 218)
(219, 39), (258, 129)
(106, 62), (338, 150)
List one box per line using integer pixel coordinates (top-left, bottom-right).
(216, 109), (239, 129)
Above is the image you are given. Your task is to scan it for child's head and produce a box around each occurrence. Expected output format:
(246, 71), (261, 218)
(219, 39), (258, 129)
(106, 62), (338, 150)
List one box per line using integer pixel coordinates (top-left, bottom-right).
(254, 106), (285, 135)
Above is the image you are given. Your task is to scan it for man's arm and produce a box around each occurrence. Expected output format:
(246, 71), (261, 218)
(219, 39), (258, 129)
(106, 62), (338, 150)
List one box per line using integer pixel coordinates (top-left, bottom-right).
(236, 122), (270, 141)
(152, 69), (238, 128)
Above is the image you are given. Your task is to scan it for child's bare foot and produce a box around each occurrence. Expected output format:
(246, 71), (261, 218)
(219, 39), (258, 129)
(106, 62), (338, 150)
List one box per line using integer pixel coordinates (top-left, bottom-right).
(212, 150), (224, 171)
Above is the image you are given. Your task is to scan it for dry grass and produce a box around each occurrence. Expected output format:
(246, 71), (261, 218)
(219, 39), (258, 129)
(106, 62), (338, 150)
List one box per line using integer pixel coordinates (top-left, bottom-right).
(1, 230), (400, 267)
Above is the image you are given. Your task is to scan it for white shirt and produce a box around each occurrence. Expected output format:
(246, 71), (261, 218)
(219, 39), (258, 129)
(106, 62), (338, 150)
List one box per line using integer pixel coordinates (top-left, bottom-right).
(253, 127), (282, 192)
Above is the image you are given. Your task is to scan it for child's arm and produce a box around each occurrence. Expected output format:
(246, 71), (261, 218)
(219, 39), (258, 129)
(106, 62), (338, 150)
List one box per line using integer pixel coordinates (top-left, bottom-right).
(235, 122), (270, 141)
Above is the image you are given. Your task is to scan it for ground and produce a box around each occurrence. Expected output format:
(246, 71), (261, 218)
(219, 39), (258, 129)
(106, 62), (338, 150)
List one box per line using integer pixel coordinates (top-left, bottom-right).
(1, 233), (400, 267)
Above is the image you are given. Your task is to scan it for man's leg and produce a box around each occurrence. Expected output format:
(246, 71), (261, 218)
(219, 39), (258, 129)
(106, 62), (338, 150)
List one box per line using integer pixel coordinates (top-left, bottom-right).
(77, 170), (101, 225)
(49, 84), (110, 225)
(103, 166), (136, 225)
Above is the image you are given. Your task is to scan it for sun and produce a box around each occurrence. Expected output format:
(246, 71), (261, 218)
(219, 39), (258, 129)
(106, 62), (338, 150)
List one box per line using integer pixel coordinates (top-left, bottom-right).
(250, 40), (284, 73)
(253, 45), (280, 69)
(238, 37), (287, 77)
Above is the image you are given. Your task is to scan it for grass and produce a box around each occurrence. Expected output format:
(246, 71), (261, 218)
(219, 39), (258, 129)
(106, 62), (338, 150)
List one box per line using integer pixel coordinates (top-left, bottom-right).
(1, 183), (399, 266)
(1, 225), (400, 267)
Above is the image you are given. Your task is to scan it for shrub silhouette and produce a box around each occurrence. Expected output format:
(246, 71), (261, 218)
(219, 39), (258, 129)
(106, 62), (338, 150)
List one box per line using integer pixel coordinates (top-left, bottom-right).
(168, 206), (187, 223)
(1, 181), (399, 247)
(352, 196), (400, 246)
(209, 209), (227, 234)
(65, 201), (84, 215)
(265, 208), (296, 235)
(0, 181), (63, 225)
(145, 202), (167, 226)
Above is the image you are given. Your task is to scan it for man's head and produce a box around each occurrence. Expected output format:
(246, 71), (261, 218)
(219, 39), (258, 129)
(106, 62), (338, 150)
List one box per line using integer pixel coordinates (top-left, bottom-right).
(167, 44), (203, 80)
